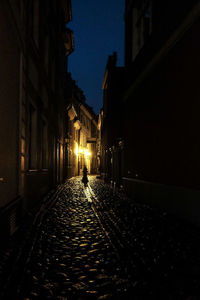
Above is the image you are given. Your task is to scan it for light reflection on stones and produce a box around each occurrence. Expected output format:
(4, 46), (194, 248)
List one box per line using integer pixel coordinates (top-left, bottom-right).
(21, 176), (200, 299)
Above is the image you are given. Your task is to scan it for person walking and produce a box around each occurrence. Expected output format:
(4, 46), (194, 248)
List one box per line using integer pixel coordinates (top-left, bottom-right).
(82, 165), (89, 187)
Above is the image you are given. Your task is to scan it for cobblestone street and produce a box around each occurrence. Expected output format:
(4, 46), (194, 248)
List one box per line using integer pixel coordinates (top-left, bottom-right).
(4, 176), (200, 299)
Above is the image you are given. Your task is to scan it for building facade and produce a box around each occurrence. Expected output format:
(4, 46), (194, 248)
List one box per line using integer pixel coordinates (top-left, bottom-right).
(65, 74), (98, 178)
(97, 109), (103, 175)
(101, 52), (125, 185)
(101, 0), (200, 223)
(0, 0), (74, 238)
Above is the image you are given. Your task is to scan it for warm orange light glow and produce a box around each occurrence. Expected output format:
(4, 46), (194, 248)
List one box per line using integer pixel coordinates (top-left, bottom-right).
(76, 147), (92, 158)
(75, 145), (78, 156)
(84, 149), (92, 158)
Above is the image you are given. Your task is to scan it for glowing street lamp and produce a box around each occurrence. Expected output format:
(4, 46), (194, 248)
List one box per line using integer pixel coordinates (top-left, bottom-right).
(84, 149), (91, 157)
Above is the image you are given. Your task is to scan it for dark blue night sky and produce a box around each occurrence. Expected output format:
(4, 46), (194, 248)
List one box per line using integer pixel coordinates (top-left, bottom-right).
(68, 0), (125, 114)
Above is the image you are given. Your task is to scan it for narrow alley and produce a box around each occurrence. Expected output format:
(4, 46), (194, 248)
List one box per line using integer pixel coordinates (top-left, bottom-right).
(2, 1), (200, 299)
(1, 176), (200, 299)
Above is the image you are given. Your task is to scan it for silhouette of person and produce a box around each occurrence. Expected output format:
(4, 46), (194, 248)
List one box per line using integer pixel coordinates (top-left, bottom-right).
(82, 166), (89, 187)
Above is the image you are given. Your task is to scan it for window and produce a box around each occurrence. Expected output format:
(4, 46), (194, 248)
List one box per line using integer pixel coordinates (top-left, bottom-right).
(29, 104), (37, 169)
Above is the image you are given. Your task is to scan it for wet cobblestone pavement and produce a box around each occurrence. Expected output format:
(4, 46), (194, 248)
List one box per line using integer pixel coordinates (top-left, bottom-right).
(6, 176), (200, 299)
